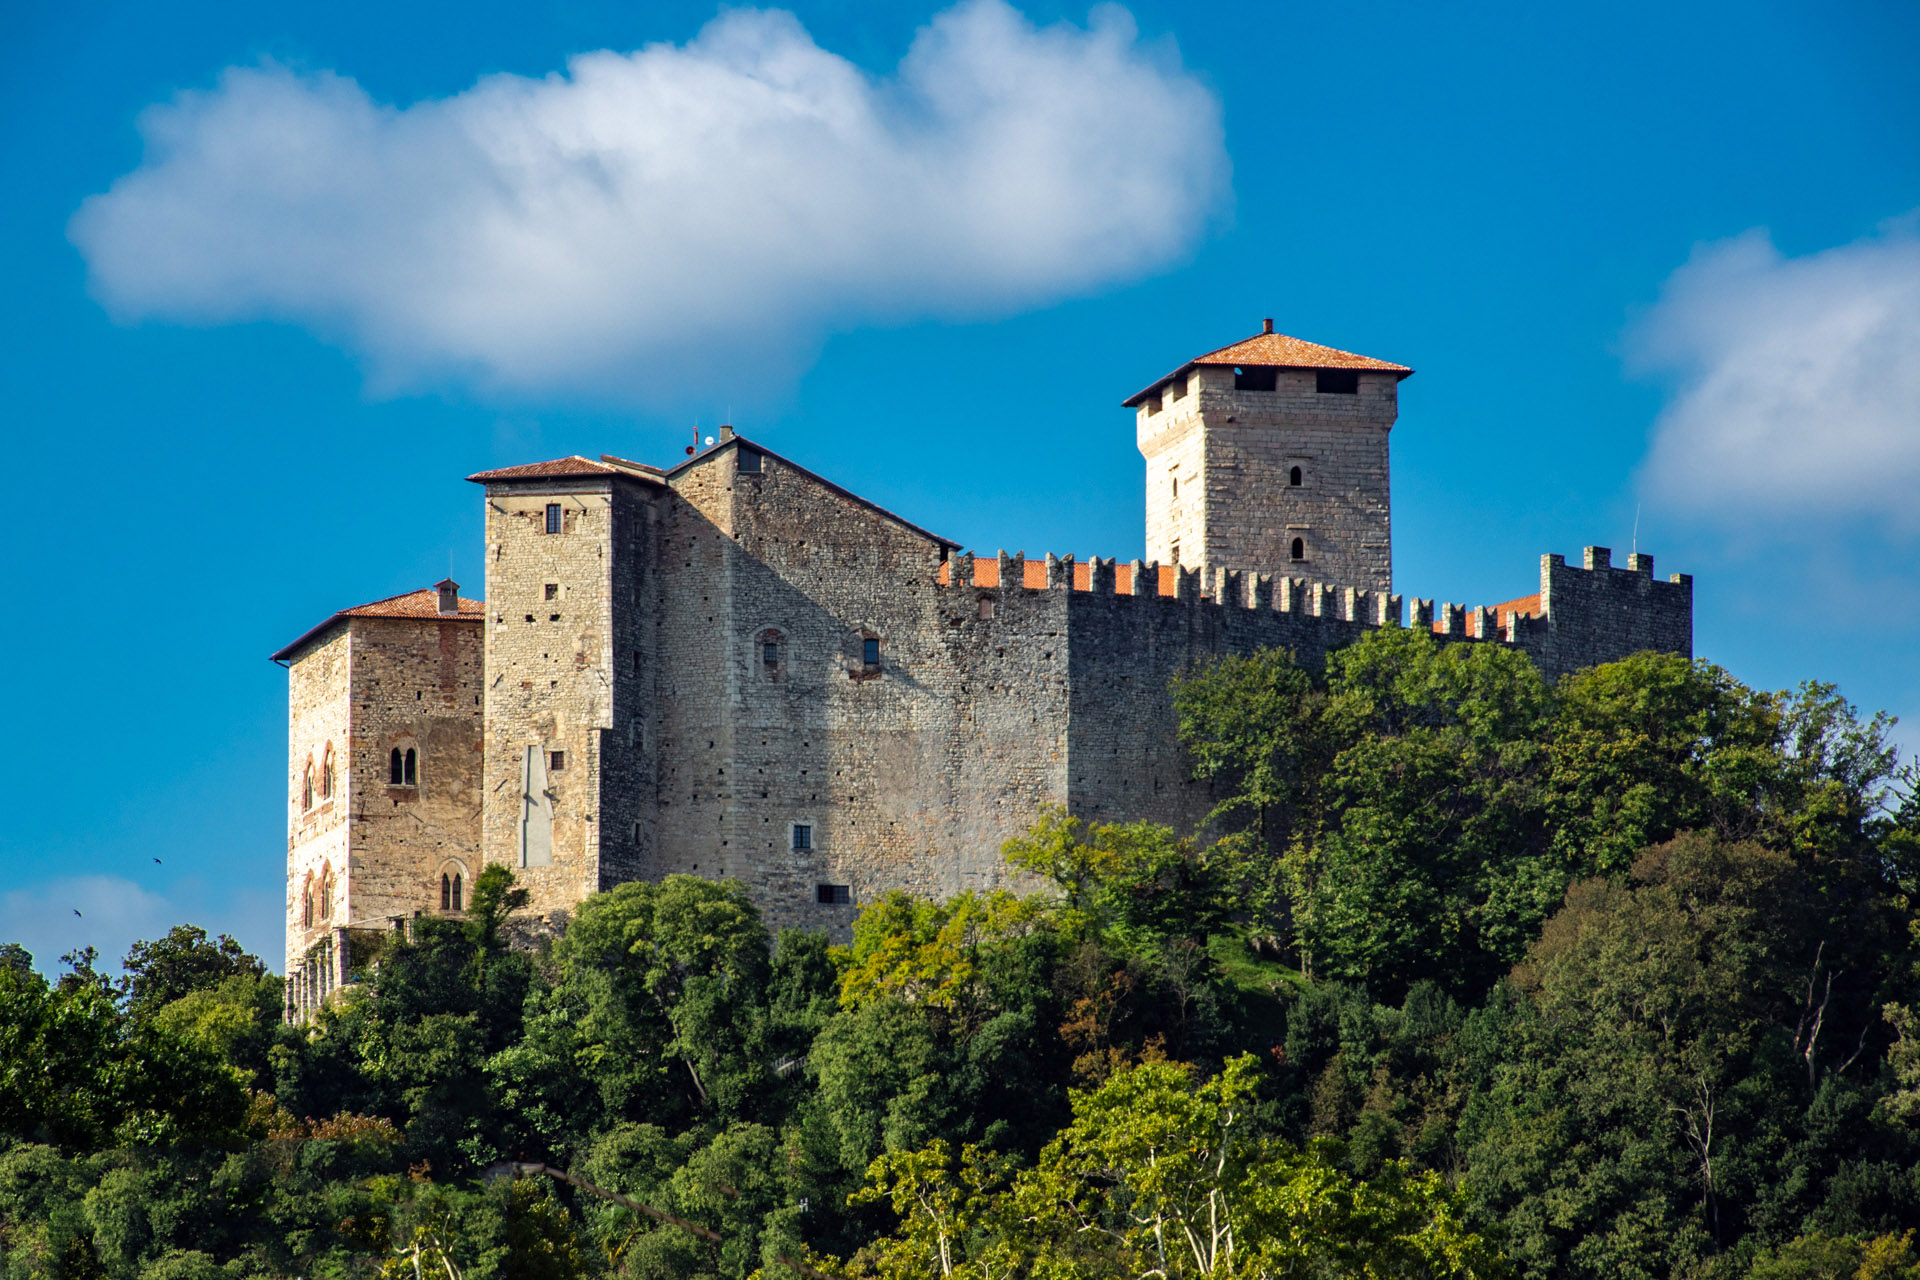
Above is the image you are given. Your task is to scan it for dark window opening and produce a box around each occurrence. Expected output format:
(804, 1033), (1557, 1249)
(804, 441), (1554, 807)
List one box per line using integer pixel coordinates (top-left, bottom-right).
(1170, 376), (1188, 399)
(320, 748), (334, 799)
(441, 874), (451, 910)
(1289, 465), (1303, 487)
(633, 650), (642, 673)
(302, 765), (314, 811)
(390, 749), (404, 785)
(816, 883), (850, 905)
(544, 583), (559, 600)
(1170, 542), (1180, 565)
(862, 638), (880, 666)
(1234, 365), (1278, 391)
(1290, 537), (1306, 561)
(763, 642), (780, 665)
(545, 503), (563, 534)
(1316, 370), (1359, 395)
(404, 748), (417, 786)
(738, 449), (762, 474)
(549, 750), (566, 772)
(1171, 475), (1178, 498)
(792, 824), (812, 851)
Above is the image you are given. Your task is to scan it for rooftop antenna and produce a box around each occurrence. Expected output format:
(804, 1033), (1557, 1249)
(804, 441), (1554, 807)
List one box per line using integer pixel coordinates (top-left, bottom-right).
(1632, 503), (1641, 558)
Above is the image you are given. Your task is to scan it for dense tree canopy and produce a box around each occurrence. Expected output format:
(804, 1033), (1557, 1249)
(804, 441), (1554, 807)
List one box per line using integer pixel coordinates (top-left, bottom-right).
(4, 633), (1918, 1278)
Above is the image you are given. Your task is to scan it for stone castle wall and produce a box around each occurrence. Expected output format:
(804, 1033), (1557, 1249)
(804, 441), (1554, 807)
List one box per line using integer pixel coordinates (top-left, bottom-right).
(1138, 365), (1396, 592)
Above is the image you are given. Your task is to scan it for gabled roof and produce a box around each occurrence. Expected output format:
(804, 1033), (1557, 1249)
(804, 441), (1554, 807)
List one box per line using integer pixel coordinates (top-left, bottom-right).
(465, 456), (624, 483)
(271, 588), (484, 664)
(667, 434), (961, 550)
(1124, 327), (1413, 406)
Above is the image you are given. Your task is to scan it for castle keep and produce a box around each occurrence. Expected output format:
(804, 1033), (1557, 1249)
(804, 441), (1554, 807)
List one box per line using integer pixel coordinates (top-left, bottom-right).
(275, 325), (1693, 1015)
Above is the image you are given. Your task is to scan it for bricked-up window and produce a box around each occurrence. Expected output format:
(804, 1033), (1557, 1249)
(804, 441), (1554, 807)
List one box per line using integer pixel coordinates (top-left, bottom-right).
(816, 883), (851, 905)
(1291, 537), (1306, 561)
(738, 448), (762, 474)
(1233, 365), (1278, 391)
(1290, 466), (1303, 487)
(1316, 369), (1359, 395)
(545, 503), (563, 534)
(792, 824), (812, 851)
(549, 750), (566, 772)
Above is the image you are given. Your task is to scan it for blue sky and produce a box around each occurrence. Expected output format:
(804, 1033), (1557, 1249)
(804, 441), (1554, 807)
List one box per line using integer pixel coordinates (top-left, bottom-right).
(5, 0), (1918, 974)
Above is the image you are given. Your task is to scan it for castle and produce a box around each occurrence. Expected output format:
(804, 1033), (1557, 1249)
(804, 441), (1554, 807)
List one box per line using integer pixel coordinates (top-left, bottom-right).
(275, 323), (1693, 1017)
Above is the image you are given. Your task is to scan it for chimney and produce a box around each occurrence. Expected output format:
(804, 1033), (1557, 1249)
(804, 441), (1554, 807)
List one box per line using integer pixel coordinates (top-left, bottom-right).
(435, 579), (460, 615)
(719, 425), (735, 441)
(1262, 318), (1274, 334)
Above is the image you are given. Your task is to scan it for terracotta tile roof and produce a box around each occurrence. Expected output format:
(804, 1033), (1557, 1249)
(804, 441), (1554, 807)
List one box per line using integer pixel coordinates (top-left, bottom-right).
(466, 456), (623, 483)
(1124, 327), (1412, 406)
(1431, 593), (1542, 637)
(272, 587), (484, 664)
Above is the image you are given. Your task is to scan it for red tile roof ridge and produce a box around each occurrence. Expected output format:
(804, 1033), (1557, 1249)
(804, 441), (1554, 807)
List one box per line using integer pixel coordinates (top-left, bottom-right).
(272, 588), (483, 664)
(1124, 327), (1412, 406)
(466, 455), (623, 483)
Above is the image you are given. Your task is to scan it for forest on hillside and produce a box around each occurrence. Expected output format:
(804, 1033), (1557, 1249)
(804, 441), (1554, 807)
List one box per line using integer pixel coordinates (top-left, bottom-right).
(4, 629), (1919, 1280)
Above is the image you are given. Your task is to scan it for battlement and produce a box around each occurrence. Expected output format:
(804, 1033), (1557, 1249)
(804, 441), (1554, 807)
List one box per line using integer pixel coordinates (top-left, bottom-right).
(933, 542), (1691, 679)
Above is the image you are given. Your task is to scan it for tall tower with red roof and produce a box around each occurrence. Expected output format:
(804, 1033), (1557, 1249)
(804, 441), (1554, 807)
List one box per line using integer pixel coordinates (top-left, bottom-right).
(1124, 320), (1412, 594)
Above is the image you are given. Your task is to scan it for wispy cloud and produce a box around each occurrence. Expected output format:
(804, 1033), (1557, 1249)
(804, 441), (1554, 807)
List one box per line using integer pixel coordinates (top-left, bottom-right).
(0, 876), (283, 978)
(1632, 216), (1920, 536)
(70, 0), (1228, 405)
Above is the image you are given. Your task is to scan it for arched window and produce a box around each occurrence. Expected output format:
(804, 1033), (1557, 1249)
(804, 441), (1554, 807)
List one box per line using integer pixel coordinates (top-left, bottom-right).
(390, 748), (404, 785)
(320, 745), (335, 800)
(404, 748), (417, 786)
(1289, 465), (1303, 487)
(318, 866), (333, 921)
(1290, 537), (1305, 561)
(440, 863), (466, 911)
(302, 761), (315, 811)
(302, 877), (314, 928)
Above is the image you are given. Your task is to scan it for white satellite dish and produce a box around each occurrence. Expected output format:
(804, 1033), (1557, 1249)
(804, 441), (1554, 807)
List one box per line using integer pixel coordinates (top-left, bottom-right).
(703, 436), (715, 447)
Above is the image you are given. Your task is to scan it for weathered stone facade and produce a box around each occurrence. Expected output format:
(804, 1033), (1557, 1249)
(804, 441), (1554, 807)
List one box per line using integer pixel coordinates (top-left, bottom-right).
(274, 587), (484, 1016)
(275, 325), (1695, 977)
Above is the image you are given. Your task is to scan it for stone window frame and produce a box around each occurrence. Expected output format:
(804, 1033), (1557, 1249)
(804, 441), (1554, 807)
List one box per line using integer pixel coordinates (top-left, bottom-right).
(317, 863), (335, 922)
(319, 744), (336, 800)
(790, 821), (815, 852)
(757, 627), (787, 682)
(1288, 526), (1310, 563)
(301, 872), (316, 929)
(816, 883), (851, 905)
(544, 503), (564, 534)
(388, 744), (419, 788)
(439, 859), (468, 912)
(301, 756), (316, 812)
(847, 628), (885, 681)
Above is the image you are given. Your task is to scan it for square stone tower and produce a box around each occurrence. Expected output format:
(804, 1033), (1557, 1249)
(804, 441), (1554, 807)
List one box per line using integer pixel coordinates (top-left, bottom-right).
(271, 583), (485, 1018)
(1126, 321), (1412, 593)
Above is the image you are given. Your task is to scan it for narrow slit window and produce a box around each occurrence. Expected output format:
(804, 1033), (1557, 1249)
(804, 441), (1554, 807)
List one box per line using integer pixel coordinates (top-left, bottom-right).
(441, 873), (452, 911)
(390, 748), (404, 785)
(404, 748), (417, 786)
(451, 873), (462, 911)
(545, 503), (563, 534)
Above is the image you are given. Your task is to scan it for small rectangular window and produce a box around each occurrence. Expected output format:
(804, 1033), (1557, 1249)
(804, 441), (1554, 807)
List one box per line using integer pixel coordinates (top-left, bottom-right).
(792, 824), (812, 851)
(738, 449), (762, 474)
(545, 503), (563, 533)
(862, 638), (880, 666)
(1234, 366), (1278, 391)
(549, 750), (565, 772)
(1316, 370), (1360, 395)
(763, 642), (780, 665)
(545, 583), (559, 600)
(816, 883), (850, 905)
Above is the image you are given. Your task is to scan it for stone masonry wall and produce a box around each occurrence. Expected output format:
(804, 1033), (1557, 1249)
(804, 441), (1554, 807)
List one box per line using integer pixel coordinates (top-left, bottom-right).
(480, 479), (619, 927)
(286, 629), (351, 987)
(1138, 365), (1396, 592)
(342, 615), (483, 932)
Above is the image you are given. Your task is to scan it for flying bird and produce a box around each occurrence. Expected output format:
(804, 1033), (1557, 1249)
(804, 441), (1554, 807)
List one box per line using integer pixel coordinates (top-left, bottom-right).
(72, 909), (82, 917)
(153, 858), (162, 864)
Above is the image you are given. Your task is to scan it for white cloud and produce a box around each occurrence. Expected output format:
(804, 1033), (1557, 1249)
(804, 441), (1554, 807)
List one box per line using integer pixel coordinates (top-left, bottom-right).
(1632, 216), (1920, 534)
(70, 0), (1227, 404)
